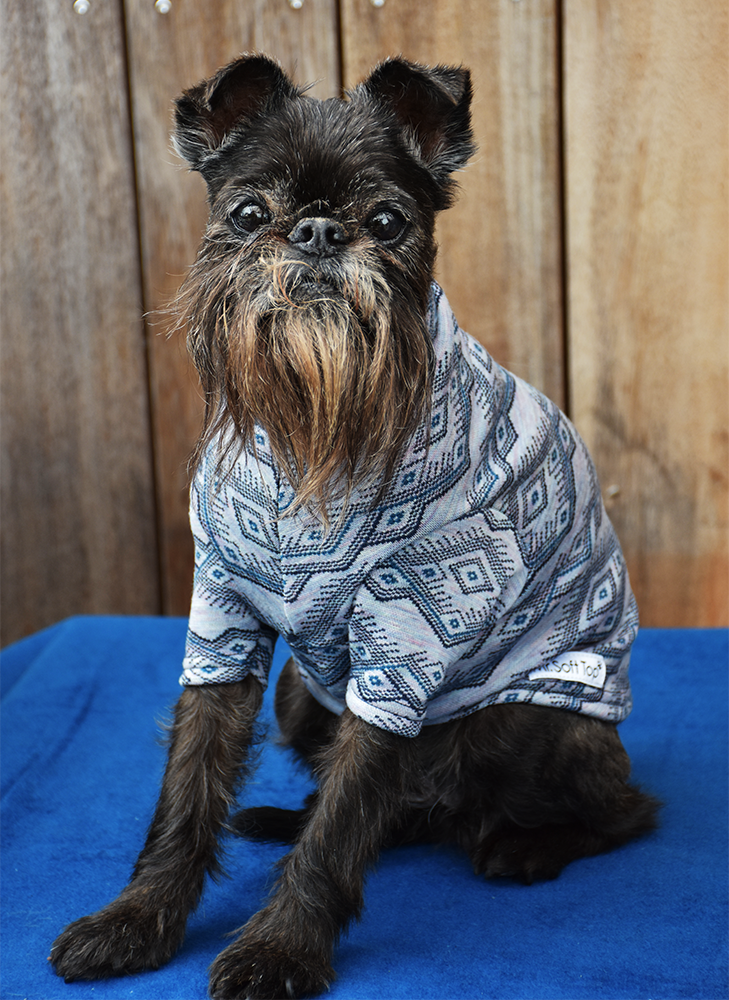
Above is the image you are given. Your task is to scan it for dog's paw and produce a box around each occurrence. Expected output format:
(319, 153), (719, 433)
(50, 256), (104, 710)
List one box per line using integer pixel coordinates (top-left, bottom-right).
(49, 897), (185, 981)
(209, 938), (334, 999)
(471, 824), (590, 884)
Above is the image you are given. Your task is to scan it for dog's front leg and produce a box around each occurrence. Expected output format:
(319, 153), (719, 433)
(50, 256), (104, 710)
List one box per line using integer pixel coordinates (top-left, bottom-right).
(209, 710), (408, 1000)
(50, 676), (263, 981)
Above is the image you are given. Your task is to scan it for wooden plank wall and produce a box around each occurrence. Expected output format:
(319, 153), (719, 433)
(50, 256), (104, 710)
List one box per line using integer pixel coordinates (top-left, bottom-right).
(0, 0), (160, 646)
(564, 1), (729, 626)
(1, 0), (726, 646)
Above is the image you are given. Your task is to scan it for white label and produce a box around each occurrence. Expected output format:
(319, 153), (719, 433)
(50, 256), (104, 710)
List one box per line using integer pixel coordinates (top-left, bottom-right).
(529, 652), (607, 689)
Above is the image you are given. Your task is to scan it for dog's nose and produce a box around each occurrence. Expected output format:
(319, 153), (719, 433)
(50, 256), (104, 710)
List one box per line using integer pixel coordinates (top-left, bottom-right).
(288, 217), (347, 258)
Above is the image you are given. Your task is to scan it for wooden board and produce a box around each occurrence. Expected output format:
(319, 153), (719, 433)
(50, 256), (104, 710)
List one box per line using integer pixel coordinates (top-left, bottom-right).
(0, 0), (160, 646)
(563, 1), (729, 625)
(340, 0), (565, 405)
(123, 0), (341, 615)
(3, 0), (724, 640)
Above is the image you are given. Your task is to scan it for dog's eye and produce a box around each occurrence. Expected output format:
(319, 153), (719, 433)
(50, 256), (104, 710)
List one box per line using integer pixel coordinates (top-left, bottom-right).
(367, 208), (407, 244)
(229, 201), (271, 235)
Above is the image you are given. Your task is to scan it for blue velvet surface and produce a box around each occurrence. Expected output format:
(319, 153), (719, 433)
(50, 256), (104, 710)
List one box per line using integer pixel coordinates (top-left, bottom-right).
(1, 618), (727, 1000)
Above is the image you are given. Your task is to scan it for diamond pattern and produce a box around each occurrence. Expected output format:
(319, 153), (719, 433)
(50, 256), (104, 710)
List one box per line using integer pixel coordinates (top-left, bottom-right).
(182, 285), (637, 734)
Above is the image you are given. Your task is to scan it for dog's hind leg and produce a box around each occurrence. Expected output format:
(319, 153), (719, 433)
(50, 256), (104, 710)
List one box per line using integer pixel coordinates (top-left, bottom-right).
(209, 709), (411, 1000)
(50, 676), (263, 981)
(463, 704), (660, 884)
(273, 656), (340, 763)
(471, 795), (657, 885)
(230, 657), (336, 844)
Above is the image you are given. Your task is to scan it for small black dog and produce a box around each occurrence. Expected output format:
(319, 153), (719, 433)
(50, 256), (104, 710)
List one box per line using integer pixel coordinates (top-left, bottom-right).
(51, 55), (659, 999)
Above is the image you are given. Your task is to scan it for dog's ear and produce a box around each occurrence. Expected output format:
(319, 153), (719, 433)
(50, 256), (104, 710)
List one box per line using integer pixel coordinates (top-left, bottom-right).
(174, 54), (299, 171)
(357, 58), (475, 185)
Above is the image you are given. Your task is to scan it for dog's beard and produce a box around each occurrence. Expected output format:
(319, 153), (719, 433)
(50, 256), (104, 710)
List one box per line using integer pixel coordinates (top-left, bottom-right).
(179, 236), (433, 519)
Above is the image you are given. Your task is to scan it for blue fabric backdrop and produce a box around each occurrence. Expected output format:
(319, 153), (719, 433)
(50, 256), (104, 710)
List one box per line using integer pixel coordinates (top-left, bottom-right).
(1, 618), (727, 1000)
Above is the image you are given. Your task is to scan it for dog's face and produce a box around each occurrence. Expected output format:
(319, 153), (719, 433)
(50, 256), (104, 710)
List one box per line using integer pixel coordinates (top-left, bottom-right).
(174, 56), (474, 513)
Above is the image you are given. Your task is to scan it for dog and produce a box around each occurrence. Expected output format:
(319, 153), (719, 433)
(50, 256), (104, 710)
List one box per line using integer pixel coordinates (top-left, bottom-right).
(50, 55), (660, 999)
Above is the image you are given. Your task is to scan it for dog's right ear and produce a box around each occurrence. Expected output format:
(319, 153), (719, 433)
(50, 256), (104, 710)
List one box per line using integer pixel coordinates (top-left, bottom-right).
(174, 54), (299, 172)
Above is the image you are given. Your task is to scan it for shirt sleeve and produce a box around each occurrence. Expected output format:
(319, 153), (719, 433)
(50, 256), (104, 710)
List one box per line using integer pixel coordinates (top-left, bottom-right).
(180, 462), (276, 688)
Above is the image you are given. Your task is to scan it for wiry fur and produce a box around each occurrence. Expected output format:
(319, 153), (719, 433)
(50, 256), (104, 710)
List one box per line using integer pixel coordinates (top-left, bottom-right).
(50, 677), (263, 980)
(243, 659), (659, 882)
(50, 54), (660, 1000)
(178, 220), (433, 516)
(170, 54), (472, 518)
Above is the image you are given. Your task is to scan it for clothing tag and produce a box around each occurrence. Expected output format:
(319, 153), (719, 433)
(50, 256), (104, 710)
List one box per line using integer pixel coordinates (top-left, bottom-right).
(529, 652), (607, 689)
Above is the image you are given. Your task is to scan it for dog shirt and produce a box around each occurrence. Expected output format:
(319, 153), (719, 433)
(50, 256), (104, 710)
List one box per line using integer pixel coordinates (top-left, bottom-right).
(181, 283), (638, 737)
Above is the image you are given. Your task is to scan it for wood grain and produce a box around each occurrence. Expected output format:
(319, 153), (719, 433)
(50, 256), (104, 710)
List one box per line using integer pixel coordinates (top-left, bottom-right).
(563, 0), (729, 625)
(3, 0), (725, 639)
(123, 0), (341, 616)
(0, 0), (160, 646)
(340, 0), (565, 404)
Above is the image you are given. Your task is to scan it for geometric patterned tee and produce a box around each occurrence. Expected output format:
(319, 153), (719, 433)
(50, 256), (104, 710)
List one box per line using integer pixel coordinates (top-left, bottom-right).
(181, 283), (638, 737)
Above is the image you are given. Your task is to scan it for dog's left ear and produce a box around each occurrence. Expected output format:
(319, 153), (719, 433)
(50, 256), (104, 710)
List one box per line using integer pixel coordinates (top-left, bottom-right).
(357, 58), (475, 188)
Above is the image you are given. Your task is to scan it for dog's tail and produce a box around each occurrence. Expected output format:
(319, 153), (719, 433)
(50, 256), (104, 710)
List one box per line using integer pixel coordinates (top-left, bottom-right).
(228, 805), (311, 844)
